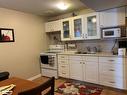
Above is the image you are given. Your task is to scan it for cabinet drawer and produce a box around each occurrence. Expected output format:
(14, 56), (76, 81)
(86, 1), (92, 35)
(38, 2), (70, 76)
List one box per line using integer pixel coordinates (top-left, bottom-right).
(59, 71), (69, 78)
(99, 57), (123, 64)
(84, 56), (98, 62)
(58, 55), (68, 60)
(58, 60), (68, 64)
(69, 56), (82, 60)
(99, 63), (123, 77)
(59, 64), (69, 71)
(99, 75), (124, 89)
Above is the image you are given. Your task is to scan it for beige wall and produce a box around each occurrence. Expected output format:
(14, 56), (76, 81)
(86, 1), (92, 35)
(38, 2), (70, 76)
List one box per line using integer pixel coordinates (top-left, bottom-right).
(0, 8), (48, 79)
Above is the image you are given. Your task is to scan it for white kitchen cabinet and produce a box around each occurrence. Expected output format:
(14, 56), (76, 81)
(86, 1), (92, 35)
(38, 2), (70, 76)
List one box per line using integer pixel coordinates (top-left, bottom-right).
(61, 18), (72, 41)
(99, 57), (126, 89)
(61, 13), (100, 41)
(84, 12), (100, 39)
(71, 16), (85, 40)
(69, 56), (83, 80)
(58, 55), (69, 78)
(45, 20), (61, 32)
(69, 60), (83, 80)
(100, 7), (125, 27)
(58, 54), (127, 89)
(83, 56), (99, 84)
(69, 55), (98, 83)
(61, 15), (85, 41)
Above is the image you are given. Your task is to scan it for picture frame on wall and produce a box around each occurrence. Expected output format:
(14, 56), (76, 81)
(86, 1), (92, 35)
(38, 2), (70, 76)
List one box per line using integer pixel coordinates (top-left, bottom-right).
(0, 28), (14, 42)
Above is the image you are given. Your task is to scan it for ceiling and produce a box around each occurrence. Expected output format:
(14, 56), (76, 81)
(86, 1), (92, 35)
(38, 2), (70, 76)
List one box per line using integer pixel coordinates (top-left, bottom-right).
(81, 0), (127, 11)
(0, 0), (87, 17)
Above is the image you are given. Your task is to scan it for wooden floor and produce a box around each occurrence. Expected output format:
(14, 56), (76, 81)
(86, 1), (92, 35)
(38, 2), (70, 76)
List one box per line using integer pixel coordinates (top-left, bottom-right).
(33, 76), (127, 95)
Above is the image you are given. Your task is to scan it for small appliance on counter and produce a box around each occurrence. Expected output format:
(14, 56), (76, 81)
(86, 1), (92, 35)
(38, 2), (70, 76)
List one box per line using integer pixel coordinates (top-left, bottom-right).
(118, 48), (126, 56)
(64, 43), (78, 53)
(118, 40), (127, 56)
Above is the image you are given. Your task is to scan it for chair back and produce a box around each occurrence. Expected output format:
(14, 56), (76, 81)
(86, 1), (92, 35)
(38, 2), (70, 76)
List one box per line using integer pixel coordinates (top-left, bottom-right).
(0, 72), (9, 81)
(18, 77), (55, 95)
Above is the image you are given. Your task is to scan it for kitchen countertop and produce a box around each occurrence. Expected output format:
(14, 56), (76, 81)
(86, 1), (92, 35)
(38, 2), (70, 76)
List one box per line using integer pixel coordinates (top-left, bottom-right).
(58, 51), (126, 57)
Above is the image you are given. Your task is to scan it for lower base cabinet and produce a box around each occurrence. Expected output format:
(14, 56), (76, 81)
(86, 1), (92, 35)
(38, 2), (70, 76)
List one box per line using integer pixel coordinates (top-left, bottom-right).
(69, 60), (83, 80)
(58, 55), (69, 78)
(99, 74), (124, 89)
(85, 62), (98, 84)
(58, 54), (126, 89)
(99, 57), (126, 89)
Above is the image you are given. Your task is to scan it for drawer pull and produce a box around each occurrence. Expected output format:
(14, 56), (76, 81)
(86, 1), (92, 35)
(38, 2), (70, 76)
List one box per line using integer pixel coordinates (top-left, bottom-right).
(61, 66), (66, 68)
(109, 69), (115, 71)
(109, 81), (115, 83)
(108, 60), (115, 62)
(62, 73), (66, 74)
(80, 62), (82, 64)
(61, 61), (65, 63)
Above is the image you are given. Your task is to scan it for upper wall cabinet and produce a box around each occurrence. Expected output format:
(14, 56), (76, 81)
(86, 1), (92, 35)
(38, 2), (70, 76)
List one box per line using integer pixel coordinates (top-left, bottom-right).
(72, 16), (85, 40)
(61, 18), (72, 41)
(61, 15), (85, 41)
(61, 13), (100, 41)
(84, 12), (100, 39)
(100, 7), (126, 28)
(45, 20), (61, 32)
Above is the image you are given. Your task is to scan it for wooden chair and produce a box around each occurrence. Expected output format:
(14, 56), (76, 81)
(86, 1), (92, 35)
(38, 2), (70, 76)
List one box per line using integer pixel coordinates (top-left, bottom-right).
(18, 77), (55, 95)
(0, 71), (9, 81)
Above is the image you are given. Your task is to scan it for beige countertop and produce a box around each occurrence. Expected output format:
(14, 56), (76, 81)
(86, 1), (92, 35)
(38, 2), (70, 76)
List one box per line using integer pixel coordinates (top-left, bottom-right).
(58, 51), (126, 57)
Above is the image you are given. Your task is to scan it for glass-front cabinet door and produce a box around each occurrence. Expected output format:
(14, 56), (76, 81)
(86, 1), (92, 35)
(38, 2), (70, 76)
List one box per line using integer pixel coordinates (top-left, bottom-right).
(61, 18), (72, 41)
(85, 12), (100, 39)
(72, 16), (85, 40)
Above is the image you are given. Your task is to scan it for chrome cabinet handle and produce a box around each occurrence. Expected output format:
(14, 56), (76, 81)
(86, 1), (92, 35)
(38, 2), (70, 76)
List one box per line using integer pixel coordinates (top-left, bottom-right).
(109, 69), (115, 71)
(61, 61), (65, 63)
(108, 60), (115, 62)
(81, 34), (83, 38)
(85, 34), (87, 38)
(109, 81), (115, 83)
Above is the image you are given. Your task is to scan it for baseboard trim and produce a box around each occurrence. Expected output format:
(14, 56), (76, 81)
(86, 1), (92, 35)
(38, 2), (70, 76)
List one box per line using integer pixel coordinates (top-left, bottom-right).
(27, 74), (41, 81)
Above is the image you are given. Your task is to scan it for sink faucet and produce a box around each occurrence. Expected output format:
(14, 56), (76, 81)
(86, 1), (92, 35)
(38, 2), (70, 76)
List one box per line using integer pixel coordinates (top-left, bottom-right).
(86, 47), (91, 52)
(93, 47), (97, 52)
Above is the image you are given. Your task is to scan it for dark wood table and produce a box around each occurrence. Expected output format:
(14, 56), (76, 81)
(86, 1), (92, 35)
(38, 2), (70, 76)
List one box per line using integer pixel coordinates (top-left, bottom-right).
(0, 77), (39, 95)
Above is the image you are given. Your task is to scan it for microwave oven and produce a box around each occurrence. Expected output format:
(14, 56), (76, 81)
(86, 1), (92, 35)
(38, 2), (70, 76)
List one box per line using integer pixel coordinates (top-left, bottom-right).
(102, 27), (121, 38)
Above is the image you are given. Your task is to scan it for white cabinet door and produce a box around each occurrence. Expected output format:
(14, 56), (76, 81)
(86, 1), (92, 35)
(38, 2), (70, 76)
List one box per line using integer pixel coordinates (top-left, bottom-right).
(83, 62), (86, 81)
(45, 20), (61, 32)
(61, 18), (72, 41)
(84, 12), (100, 39)
(85, 62), (98, 84)
(71, 15), (85, 40)
(45, 22), (52, 32)
(100, 7), (125, 27)
(69, 60), (83, 80)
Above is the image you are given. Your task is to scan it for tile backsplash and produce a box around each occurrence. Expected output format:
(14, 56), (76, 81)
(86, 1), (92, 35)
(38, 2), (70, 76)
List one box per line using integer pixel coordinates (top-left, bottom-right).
(47, 33), (117, 52)
(75, 40), (117, 52)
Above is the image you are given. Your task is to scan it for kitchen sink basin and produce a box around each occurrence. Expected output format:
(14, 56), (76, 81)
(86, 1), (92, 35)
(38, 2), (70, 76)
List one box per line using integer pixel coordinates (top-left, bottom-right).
(75, 51), (96, 54)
